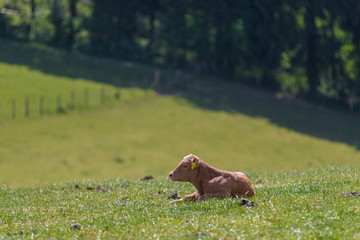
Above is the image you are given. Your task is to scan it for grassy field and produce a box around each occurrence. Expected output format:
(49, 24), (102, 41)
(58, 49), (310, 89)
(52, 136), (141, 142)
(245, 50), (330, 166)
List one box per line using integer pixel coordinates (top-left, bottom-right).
(0, 93), (360, 186)
(0, 39), (161, 121)
(1, 167), (359, 239)
(1, 39), (360, 239)
(0, 39), (360, 187)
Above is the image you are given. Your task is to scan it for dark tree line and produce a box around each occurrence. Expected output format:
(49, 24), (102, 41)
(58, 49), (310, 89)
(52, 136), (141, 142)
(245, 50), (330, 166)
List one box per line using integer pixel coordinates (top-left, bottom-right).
(0, 0), (359, 111)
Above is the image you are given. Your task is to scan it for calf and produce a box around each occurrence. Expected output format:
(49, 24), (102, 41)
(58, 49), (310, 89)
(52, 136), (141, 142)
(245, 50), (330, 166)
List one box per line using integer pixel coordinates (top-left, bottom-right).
(169, 154), (255, 202)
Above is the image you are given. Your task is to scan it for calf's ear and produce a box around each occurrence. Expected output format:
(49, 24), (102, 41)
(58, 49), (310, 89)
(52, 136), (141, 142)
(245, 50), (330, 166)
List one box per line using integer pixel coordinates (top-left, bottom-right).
(191, 156), (199, 170)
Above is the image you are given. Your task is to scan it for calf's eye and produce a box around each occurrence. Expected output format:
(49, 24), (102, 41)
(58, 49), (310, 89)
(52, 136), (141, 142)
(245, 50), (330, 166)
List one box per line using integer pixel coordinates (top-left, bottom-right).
(183, 165), (188, 168)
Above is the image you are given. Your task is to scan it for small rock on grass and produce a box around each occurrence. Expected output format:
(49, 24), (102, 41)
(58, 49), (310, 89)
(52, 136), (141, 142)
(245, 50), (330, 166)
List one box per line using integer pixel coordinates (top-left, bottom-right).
(86, 185), (106, 192)
(96, 185), (106, 192)
(340, 192), (360, 197)
(240, 198), (258, 207)
(141, 176), (153, 181)
(168, 191), (181, 199)
(71, 224), (80, 230)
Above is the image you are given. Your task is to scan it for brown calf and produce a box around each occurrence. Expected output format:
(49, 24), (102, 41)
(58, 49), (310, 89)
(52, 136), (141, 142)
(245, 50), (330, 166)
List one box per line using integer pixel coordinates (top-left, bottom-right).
(169, 154), (255, 202)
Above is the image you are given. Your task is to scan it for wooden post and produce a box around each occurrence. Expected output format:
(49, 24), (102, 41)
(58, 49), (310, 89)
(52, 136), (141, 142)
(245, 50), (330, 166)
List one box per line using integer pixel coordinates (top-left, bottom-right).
(348, 95), (354, 112)
(100, 88), (105, 104)
(25, 98), (30, 117)
(12, 99), (16, 120)
(115, 80), (121, 100)
(115, 87), (120, 100)
(154, 70), (160, 89)
(39, 96), (44, 116)
(71, 90), (76, 109)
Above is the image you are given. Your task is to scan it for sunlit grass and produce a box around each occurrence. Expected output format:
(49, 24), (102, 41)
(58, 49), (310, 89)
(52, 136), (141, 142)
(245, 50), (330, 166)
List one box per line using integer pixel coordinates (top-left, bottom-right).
(0, 39), (359, 187)
(0, 95), (360, 187)
(1, 167), (359, 239)
(0, 39), (163, 121)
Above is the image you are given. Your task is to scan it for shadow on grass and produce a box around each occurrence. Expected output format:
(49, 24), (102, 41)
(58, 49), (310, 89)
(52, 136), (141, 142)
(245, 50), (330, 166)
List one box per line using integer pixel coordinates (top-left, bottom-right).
(181, 80), (360, 150)
(1, 39), (359, 149)
(0, 39), (162, 88)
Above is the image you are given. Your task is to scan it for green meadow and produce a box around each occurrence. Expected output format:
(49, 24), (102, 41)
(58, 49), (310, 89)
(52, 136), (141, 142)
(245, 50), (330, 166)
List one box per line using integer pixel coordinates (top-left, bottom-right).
(0, 39), (360, 186)
(0, 39), (360, 239)
(1, 168), (359, 239)
(0, 40), (158, 122)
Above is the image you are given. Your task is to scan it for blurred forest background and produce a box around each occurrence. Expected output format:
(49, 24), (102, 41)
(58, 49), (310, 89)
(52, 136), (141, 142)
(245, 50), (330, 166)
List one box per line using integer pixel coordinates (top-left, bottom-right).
(1, 0), (360, 111)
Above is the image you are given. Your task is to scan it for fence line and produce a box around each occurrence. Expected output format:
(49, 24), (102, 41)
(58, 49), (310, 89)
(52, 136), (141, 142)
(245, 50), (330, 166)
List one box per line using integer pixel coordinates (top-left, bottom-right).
(25, 98), (29, 117)
(0, 87), (117, 121)
(39, 96), (44, 116)
(12, 99), (16, 120)
(70, 90), (76, 109)
(100, 88), (105, 105)
(0, 69), (183, 122)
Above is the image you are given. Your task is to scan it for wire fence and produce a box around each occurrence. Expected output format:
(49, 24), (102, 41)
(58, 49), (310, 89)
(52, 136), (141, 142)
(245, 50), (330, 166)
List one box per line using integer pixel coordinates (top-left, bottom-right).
(0, 69), (183, 122)
(0, 87), (118, 121)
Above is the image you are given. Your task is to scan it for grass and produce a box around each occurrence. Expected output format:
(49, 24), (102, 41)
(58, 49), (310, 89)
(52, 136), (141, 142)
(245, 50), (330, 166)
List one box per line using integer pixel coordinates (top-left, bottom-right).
(0, 39), (162, 121)
(1, 94), (360, 187)
(1, 39), (360, 239)
(0, 39), (360, 186)
(0, 61), (122, 120)
(1, 167), (359, 239)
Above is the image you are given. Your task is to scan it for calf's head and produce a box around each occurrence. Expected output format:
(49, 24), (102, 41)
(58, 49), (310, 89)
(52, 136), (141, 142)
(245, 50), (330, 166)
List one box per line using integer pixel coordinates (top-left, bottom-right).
(169, 154), (199, 182)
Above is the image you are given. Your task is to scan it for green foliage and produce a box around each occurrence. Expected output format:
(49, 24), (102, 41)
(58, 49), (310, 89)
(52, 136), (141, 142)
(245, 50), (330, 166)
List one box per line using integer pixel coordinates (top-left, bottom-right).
(1, 0), (360, 110)
(89, 0), (140, 59)
(0, 167), (359, 239)
(240, 0), (298, 88)
(29, 11), (54, 43)
(278, 68), (308, 96)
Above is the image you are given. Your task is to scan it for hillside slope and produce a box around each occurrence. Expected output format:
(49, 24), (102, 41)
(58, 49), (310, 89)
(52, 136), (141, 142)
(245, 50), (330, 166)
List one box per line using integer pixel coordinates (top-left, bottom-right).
(0, 40), (359, 186)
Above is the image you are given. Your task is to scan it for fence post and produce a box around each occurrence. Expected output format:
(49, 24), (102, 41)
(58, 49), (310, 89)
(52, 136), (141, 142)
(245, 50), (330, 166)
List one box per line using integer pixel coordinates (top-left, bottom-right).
(39, 96), (44, 116)
(115, 87), (120, 100)
(154, 70), (160, 90)
(100, 88), (105, 104)
(25, 98), (30, 117)
(131, 78), (136, 98)
(12, 99), (16, 120)
(348, 95), (354, 112)
(70, 90), (76, 109)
